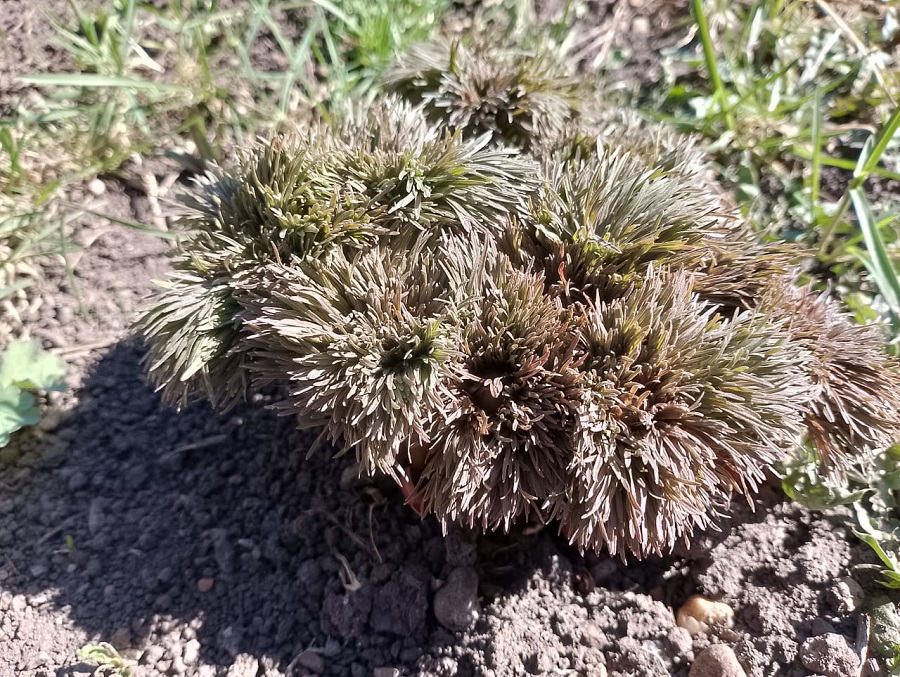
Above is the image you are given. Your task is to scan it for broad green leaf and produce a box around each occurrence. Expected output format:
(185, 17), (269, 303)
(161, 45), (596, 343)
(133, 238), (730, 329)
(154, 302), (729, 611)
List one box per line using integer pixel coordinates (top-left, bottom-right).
(0, 340), (67, 392)
(0, 385), (39, 448)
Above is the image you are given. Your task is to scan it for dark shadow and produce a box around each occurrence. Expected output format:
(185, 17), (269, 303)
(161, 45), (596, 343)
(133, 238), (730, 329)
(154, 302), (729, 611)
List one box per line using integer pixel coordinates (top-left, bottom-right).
(2, 339), (852, 677)
(2, 340), (679, 676)
(1, 341), (450, 675)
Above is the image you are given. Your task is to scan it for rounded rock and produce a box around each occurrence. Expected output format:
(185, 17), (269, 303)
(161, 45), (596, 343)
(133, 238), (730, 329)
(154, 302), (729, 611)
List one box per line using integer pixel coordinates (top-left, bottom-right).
(825, 578), (864, 615)
(688, 644), (746, 677)
(799, 633), (860, 677)
(870, 595), (900, 659)
(677, 596), (735, 636)
(297, 650), (325, 674)
(226, 654), (260, 677)
(183, 639), (201, 666)
(433, 567), (480, 632)
(88, 178), (106, 195)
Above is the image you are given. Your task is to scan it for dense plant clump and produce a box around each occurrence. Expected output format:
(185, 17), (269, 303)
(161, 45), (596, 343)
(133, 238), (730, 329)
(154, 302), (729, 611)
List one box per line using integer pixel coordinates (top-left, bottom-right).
(136, 39), (900, 558)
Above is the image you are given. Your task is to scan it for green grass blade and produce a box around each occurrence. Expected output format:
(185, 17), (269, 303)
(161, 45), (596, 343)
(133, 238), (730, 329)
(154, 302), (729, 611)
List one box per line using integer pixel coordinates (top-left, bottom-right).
(0, 279), (34, 301)
(691, 0), (733, 130)
(789, 149), (900, 182)
(810, 86), (823, 212)
(861, 105), (900, 180)
(307, 0), (359, 31)
(850, 186), (900, 326)
(18, 73), (190, 93)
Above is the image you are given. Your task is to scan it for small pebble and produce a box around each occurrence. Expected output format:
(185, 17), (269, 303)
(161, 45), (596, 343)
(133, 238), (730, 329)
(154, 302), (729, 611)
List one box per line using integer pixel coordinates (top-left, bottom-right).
(825, 577), (864, 615)
(373, 669), (400, 677)
(799, 633), (860, 677)
(197, 577), (215, 593)
(688, 644), (746, 677)
(226, 654), (260, 677)
(296, 650), (325, 673)
(88, 178), (106, 195)
(28, 592), (50, 606)
(37, 409), (63, 432)
(183, 638), (201, 665)
(430, 656), (458, 677)
(27, 651), (51, 669)
(677, 596), (735, 636)
(67, 471), (89, 492)
(142, 645), (165, 665)
(433, 567), (480, 632)
(668, 626), (694, 656)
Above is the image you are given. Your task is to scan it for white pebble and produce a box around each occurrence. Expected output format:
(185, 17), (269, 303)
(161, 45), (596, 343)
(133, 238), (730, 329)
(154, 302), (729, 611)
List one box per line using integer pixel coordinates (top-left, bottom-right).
(677, 595), (734, 636)
(88, 178), (106, 196)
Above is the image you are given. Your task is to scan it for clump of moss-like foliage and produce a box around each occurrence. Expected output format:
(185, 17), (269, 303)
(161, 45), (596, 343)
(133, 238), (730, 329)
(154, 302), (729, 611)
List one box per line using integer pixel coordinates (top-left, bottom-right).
(135, 38), (900, 559)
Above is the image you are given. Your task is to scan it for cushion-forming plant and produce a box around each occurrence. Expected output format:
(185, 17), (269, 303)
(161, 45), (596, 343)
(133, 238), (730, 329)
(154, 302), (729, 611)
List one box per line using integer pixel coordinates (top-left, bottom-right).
(136, 38), (900, 558)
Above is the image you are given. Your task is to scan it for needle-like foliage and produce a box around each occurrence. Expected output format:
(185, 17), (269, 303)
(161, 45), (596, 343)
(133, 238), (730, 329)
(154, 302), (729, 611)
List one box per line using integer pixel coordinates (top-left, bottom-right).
(559, 269), (809, 557)
(768, 284), (900, 472)
(383, 40), (581, 149)
(416, 260), (582, 530)
(524, 138), (725, 304)
(134, 271), (248, 409)
(241, 238), (484, 477)
(135, 37), (900, 559)
(136, 97), (534, 409)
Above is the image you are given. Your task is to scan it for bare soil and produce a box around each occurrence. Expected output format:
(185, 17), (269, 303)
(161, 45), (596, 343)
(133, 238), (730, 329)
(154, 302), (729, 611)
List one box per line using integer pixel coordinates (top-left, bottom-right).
(0, 2), (890, 677)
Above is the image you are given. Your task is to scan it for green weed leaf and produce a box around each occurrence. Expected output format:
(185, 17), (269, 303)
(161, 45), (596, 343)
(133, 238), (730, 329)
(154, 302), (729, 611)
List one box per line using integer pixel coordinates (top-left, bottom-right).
(0, 340), (67, 392)
(0, 386), (39, 448)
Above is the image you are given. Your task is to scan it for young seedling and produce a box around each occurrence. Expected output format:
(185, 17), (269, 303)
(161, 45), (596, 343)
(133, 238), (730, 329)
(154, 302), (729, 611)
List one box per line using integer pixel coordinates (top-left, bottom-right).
(77, 642), (133, 677)
(0, 340), (67, 448)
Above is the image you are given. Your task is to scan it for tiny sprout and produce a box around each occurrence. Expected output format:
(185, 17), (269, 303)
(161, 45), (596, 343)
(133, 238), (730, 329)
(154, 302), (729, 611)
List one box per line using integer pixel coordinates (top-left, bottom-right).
(77, 643), (132, 677)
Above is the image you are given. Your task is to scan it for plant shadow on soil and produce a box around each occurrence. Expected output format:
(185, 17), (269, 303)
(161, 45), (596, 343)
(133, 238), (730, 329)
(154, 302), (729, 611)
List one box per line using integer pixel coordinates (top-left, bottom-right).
(2, 338), (458, 672)
(0, 339), (867, 677)
(0, 340), (625, 674)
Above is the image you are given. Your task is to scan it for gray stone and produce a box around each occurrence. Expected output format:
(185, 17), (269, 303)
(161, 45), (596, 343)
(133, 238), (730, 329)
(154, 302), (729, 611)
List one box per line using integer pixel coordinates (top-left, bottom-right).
(141, 645), (165, 665)
(825, 577), (864, 615)
(373, 669), (400, 677)
(799, 633), (860, 677)
(431, 656), (458, 677)
(218, 626), (242, 657)
(227, 654), (260, 677)
(688, 644), (747, 677)
(870, 596), (900, 659)
(433, 567), (480, 632)
(296, 650), (325, 673)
